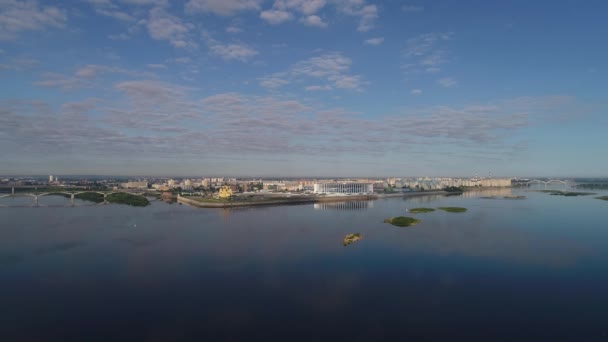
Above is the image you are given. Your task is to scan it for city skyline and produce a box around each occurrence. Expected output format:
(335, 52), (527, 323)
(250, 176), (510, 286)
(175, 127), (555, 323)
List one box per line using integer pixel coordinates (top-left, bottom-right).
(1, 1), (607, 177)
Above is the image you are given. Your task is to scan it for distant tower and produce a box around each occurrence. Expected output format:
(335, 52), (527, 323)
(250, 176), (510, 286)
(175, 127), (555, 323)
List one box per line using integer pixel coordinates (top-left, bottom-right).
(49, 175), (54, 182)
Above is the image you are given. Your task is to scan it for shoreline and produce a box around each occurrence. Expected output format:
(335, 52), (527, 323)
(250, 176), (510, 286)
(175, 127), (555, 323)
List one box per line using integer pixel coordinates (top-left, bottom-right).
(177, 190), (452, 209)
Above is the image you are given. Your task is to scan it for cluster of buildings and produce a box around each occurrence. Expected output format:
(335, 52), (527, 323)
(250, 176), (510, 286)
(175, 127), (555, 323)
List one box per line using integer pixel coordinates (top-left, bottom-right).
(389, 177), (512, 191)
(9, 174), (513, 197)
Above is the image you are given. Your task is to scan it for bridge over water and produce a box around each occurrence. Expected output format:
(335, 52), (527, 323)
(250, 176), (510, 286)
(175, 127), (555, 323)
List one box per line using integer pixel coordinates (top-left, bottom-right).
(522, 179), (570, 189)
(0, 187), (157, 207)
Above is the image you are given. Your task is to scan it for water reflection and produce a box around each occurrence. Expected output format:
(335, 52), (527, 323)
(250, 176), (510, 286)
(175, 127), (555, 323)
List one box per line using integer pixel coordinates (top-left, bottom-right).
(402, 194), (451, 203)
(460, 188), (513, 198)
(313, 201), (373, 211)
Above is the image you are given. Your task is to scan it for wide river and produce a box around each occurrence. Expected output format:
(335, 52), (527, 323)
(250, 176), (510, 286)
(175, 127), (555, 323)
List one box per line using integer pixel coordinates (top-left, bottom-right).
(1, 187), (608, 341)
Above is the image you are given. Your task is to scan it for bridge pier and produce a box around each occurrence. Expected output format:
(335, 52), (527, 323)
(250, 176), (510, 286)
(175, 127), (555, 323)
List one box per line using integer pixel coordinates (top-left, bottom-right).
(34, 195), (38, 207)
(71, 193), (75, 206)
(12, 187), (14, 196)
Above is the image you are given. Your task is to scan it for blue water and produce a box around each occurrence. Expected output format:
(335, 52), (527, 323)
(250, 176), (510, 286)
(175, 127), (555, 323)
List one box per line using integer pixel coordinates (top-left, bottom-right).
(1, 188), (608, 341)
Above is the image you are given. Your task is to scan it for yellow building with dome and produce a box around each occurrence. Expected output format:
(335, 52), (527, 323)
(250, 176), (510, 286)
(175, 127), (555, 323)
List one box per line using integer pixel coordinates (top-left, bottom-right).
(218, 185), (233, 199)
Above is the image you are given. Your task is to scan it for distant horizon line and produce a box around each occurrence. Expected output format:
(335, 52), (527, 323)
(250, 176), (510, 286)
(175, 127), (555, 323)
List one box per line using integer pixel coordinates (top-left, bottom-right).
(2, 174), (606, 180)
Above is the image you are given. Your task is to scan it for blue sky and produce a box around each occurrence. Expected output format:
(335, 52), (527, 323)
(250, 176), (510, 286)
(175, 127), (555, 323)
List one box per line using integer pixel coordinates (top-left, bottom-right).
(1, 0), (606, 177)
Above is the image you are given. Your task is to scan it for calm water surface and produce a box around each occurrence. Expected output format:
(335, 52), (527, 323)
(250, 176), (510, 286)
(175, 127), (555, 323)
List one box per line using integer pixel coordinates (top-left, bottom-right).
(1, 189), (608, 341)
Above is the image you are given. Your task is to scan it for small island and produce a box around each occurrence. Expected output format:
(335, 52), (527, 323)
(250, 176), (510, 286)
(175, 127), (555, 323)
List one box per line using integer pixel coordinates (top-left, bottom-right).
(596, 196), (608, 201)
(503, 195), (526, 199)
(437, 207), (468, 213)
(106, 193), (150, 207)
(343, 233), (362, 246)
(384, 216), (421, 227)
(75, 192), (105, 203)
(408, 208), (435, 213)
(535, 190), (596, 197)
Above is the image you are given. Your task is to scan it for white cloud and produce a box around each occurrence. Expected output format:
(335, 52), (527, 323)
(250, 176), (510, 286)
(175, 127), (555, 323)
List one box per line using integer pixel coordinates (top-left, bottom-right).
(301, 15), (327, 28)
(172, 57), (192, 64)
(0, 0), (67, 39)
(334, 1), (378, 32)
(209, 42), (258, 62)
(147, 7), (195, 48)
(95, 8), (136, 21)
(185, 0), (263, 16)
(438, 77), (457, 88)
(262, 52), (365, 91)
(146, 63), (167, 69)
(259, 76), (289, 89)
(273, 0), (326, 15)
(410, 89), (422, 95)
(260, 9), (293, 24)
(226, 25), (242, 33)
(364, 37), (384, 45)
(402, 32), (452, 74)
(305, 85), (332, 91)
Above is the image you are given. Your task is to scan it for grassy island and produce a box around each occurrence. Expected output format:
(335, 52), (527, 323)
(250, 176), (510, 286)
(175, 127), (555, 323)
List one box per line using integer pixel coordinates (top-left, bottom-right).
(384, 216), (421, 227)
(535, 190), (596, 197)
(106, 193), (150, 207)
(596, 196), (608, 201)
(409, 208), (435, 213)
(343, 233), (362, 246)
(75, 192), (105, 203)
(503, 195), (526, 199)
(438, 207), (468, 213)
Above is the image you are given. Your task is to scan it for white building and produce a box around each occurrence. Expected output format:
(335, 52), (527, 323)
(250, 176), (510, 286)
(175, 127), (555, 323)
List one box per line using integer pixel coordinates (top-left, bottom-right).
(313, 183), (374, 194)
(49, 175), (54, 182)
(122, 181), (148, 189)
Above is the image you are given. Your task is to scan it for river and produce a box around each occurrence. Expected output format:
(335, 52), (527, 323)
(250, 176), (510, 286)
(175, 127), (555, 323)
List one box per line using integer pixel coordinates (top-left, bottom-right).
(1, 187), (608, 341)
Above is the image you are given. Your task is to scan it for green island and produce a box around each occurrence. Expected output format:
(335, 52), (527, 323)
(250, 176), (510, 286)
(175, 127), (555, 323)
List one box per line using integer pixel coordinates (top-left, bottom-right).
(106, 193), (150, 207)
(75, 192), (105, 203)
(408, 207), (435, 213)
(343, 233), (362, 246)
(444, 186), (464, 193)
(437, 207), (468, 213)
(535, 190), (596, 197)
(384, 216), (421, 227)
(596, 196), (608, 201)
(503, 195), (526, 199)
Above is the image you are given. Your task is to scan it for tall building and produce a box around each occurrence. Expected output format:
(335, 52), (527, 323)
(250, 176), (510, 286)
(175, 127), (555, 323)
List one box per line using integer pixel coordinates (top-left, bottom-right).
(49, 175), (53, 182)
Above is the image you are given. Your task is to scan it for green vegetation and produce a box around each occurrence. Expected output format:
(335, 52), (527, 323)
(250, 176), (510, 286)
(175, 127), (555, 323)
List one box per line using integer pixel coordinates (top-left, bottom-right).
(75, 192), (105, 203)
(535, 190), (596, 197)
(596, 196), (608, 201)
(444, 186), (464, 193)
(438, 207), (468, 213)
(343, 233), (362, 246)
(106, 193), (150, 207)
(409, 207), (435, 213)
(503, 195), (526, 199)
(384, 216), (421, 227)
(46, 192), (70, 198)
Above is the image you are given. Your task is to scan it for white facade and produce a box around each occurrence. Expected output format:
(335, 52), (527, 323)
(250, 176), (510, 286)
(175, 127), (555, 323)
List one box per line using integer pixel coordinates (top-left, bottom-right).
(49, 175), (54, 182)
(313, 183), (374, 194)
(122, 181), (148, 189)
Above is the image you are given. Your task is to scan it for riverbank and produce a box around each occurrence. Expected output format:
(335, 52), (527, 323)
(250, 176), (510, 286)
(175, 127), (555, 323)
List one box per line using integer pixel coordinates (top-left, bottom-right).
(178, 191), (450, 208)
